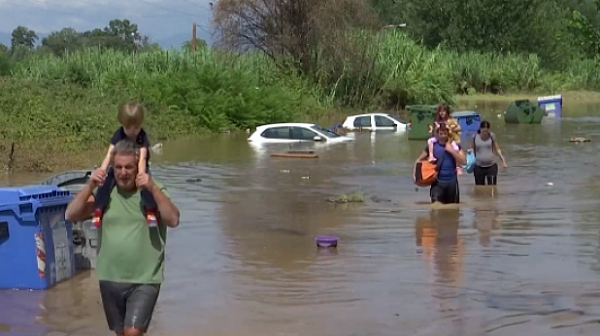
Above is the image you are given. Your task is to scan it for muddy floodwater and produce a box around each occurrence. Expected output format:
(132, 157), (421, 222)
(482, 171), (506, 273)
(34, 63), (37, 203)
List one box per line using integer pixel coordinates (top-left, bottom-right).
(3, 100), (600, 336)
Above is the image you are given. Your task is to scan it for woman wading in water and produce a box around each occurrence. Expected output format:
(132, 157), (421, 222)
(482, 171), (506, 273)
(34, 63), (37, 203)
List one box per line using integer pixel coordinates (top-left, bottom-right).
(470, 121), (508, 185)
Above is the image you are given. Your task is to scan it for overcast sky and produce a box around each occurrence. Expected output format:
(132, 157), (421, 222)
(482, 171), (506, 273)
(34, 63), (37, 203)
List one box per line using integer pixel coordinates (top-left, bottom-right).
(0, 0), (215, 47)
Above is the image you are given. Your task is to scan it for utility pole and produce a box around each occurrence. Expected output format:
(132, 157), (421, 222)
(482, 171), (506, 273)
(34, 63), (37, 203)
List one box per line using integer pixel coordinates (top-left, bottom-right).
(192, 22), (197, 52)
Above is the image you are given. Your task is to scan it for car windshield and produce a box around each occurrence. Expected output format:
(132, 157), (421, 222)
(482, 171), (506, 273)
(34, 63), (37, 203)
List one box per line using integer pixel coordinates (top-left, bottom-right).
(311, 125), (340, 138)
(387, 114), (406, 123)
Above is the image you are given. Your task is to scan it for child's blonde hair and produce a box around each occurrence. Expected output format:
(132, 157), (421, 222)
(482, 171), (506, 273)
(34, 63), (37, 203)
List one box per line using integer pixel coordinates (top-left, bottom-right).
(118, 102), (146, 127)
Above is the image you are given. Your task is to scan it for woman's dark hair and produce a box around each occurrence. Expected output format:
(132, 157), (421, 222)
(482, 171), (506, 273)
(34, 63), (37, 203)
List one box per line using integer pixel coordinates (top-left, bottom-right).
(435, 103), (451, 122)
(477, 120), (491, 134)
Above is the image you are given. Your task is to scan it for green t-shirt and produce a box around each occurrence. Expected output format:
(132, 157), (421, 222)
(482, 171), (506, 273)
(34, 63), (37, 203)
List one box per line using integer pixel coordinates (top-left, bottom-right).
(93, 182), (169, 284)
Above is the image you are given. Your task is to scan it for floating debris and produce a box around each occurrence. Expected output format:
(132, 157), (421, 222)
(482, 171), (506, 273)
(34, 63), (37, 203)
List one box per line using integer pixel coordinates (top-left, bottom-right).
(369, 195), (392, 203)
(288, 150), (315, 154)
(151, 143), (163, 155)
(316, 235), (338, 248)
(327, 192), (364, 203)
(185, 177), (202, 183)
(271, 151), (318, 159)
(569, 137), (591, 143)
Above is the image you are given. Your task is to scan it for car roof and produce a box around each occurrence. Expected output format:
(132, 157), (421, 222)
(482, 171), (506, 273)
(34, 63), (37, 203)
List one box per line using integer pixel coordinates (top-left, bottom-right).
(255, 123), (317, 130)
(345, 113), (391, 119)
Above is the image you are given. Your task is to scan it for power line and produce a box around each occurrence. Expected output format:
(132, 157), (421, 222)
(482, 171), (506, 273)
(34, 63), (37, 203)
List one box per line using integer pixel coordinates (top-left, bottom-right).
(177, 0), (212, 11)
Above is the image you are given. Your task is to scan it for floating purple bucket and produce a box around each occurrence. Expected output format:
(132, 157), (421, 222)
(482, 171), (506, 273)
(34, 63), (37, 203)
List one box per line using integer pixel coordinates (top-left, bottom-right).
(316, 235), (338, 248)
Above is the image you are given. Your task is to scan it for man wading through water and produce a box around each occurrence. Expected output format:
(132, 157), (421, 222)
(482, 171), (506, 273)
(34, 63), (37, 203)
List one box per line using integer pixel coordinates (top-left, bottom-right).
(414, 124), (467, 204)
(66, 140), (180, 336)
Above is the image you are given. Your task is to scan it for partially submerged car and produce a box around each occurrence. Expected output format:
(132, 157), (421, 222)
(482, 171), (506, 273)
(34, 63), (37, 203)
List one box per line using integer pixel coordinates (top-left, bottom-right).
(247, 123), (354, 144)
(341, 113), (407, 131)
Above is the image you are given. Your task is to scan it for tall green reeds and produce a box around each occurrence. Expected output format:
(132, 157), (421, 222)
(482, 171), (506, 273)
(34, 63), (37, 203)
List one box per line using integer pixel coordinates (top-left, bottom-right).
(6, 48), (328, 141)
(312, 30), (600, 109)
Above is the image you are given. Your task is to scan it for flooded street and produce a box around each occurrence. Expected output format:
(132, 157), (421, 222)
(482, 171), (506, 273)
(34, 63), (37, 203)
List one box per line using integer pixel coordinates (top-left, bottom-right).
(4, 101), (600, 335)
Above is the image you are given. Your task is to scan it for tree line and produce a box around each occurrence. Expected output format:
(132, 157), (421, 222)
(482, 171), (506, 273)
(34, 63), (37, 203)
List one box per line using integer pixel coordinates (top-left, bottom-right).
(0, 19), (207, 61)
(2, 0), (599, 71)
(211, 0), (600, 72)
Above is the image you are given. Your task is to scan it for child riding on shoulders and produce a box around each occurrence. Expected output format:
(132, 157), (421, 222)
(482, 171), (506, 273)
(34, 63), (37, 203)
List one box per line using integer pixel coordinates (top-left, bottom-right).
(427, 103), (462, 162)
(92, 102), (158, 228)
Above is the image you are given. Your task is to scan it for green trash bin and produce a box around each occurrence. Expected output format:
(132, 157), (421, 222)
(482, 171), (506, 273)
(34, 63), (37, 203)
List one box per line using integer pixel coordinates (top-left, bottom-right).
(504, 99), (546, 124)
(407, 105), (437, 140)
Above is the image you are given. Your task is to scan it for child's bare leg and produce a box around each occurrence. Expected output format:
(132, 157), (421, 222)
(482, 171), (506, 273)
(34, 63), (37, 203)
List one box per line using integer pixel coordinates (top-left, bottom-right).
(427, 138), (436, 161)
(138, 147), (148, 175)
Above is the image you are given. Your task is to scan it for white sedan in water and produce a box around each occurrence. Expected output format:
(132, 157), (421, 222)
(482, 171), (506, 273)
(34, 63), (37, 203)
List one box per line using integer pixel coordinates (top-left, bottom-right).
(247, 123), (353, 144)
(342, 112), (407, 131)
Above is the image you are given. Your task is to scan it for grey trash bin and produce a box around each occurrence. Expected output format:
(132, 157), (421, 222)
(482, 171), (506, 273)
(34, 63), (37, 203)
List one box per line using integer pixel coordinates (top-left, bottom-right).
(42, 169), (98, 270)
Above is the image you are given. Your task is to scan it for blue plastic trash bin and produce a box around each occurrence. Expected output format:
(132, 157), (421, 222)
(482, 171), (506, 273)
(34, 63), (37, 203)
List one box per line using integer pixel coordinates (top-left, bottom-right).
(451, 111), (481, 134)
(537, 94), (562, 118)
(0, 185), (75, 290)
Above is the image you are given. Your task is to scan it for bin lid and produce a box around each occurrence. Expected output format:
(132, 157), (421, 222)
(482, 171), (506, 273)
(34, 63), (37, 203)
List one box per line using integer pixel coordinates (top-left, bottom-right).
(0, 185), (72, 207)
(537, 94), (562, 102)
(451, 111), (480, 118)
(407, 104), (438, 111)
(40, 169), (92, 194)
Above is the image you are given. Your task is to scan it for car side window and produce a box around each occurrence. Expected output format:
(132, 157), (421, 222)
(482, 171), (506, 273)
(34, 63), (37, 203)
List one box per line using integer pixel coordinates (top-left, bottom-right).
(353, 116), (372, 127)
(375, 115), (396, 127)
(261, 127), (290, 139)
(291, 127), (319, 140)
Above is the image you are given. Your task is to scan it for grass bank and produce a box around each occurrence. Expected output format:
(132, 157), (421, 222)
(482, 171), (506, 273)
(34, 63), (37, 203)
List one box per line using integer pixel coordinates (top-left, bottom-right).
(2, 31), (600, 172)
(454, 90), (600, 112)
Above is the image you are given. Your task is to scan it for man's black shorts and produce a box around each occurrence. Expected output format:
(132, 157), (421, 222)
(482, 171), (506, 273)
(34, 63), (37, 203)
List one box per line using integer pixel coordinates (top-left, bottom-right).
(430, 180), (460, 204)
(99, 281), (161, 334)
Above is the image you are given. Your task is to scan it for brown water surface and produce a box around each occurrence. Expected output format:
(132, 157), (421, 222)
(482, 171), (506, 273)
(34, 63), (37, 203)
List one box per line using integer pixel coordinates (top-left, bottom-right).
(3, 101), (600, 335)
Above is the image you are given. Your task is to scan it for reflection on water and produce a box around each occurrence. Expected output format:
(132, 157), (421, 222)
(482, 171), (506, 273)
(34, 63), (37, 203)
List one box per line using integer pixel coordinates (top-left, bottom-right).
(473, 205), (502, 247)
(415, 209), (464, 311)
(2, 102), (600, 335)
